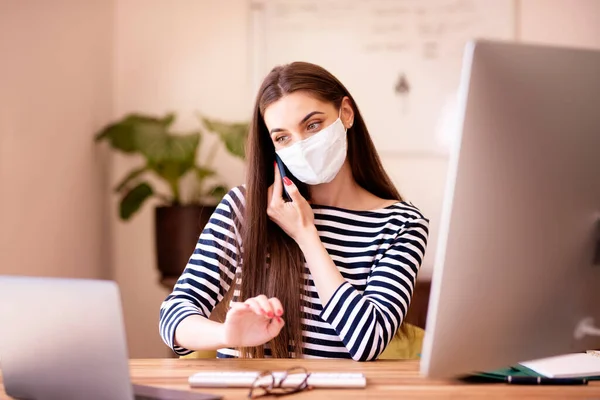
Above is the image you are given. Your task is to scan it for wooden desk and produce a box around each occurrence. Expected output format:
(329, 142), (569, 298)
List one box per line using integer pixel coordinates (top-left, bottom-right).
(2, 358), (599, 399)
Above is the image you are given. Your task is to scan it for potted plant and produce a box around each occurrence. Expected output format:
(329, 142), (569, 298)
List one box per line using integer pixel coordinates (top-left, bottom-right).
(95, 112), (248, 285)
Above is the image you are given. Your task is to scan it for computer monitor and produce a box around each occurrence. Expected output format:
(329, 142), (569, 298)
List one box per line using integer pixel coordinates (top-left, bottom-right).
(420, 40), (600, 378)
(0, 276), (218, 400)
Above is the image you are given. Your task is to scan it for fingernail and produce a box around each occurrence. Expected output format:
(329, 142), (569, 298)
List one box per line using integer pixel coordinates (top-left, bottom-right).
(277, 317), (283, 323)
(276, 309), (283, 316)
(283, 177), (292, 186)
(267, 311), (274, 318)
(274, 161), (277, 168)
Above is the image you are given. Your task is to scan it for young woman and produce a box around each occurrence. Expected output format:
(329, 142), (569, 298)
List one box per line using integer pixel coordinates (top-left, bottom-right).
(159, 62), (429, 361)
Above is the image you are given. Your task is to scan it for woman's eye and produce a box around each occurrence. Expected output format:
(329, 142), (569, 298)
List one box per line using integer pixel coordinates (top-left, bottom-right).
(275, 136), (287, 143)
(307, 122), (321, 131)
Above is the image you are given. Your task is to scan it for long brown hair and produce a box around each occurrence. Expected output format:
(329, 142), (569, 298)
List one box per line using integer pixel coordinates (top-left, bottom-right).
(240, 62), (404, 358)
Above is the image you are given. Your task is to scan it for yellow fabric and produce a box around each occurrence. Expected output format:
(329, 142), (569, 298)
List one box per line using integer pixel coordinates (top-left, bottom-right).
(179, 324), (424, 360)
(180, 349), (217, 359)
(378, 324), (424, 360)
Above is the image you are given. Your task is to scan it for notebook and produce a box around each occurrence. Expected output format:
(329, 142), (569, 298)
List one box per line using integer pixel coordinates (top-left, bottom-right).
(519, 352), (600, 379)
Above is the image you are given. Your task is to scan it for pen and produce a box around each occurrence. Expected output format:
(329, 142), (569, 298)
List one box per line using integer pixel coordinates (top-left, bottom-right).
(506, 376), (588, 385)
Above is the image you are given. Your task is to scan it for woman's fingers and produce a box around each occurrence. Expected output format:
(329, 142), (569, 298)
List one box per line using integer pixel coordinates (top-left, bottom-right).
(282, 175), (302, 204)
(229, 301), (249, 310)
(271, 161), (284, 204)
(224, 296), (285, 347)
(267, 314), (285, 337)
(244, 296), (273, 318)
(267, 184), (273, 205)
(226, 304), (249, 320)
(241, 296), (282, 319)
(243, 298), (266, 317)
(254, 295), (275, 318)
(268, 297), (284, 317)
(267, 162), (284, 220)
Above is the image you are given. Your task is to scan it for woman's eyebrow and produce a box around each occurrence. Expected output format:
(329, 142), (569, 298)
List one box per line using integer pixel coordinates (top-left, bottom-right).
(299, 111), (325, 125)
(269, 111), (325, 135)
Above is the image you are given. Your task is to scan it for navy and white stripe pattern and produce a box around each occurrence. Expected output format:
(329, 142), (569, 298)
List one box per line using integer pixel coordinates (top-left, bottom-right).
(159, 185), (429, 361)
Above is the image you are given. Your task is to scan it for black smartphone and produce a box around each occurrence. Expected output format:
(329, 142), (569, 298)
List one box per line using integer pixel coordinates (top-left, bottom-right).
(274, 153), (295, 202)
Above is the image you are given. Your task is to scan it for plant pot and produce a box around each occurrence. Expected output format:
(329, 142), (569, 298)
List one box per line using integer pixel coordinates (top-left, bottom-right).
(155, 204), (216, 286)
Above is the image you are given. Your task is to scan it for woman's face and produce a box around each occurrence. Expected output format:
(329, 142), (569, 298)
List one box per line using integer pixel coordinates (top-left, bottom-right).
(263, 92), (354, 150)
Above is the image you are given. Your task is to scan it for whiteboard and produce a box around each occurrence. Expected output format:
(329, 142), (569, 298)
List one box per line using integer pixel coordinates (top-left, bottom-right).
(250, 0), (516, 155)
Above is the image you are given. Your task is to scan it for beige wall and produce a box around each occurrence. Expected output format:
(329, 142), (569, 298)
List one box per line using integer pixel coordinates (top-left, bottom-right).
(519, 0), (600, 47)
(111, 0), (250, 358)
(0, 1), (113, 279)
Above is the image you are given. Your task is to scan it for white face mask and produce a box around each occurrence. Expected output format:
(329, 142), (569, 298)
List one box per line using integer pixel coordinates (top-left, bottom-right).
(275, 110), (347, 185)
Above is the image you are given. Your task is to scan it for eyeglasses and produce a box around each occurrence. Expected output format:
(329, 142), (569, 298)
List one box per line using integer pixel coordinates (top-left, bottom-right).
(248, 366), (312, 398)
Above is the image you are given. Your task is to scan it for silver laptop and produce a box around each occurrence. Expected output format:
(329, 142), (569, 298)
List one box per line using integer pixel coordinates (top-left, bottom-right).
(420, 40), (600, 378)
(0, 276), (219, 400)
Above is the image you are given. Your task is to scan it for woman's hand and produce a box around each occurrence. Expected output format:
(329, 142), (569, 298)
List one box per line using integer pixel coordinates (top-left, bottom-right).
(222, 295), (285, 348)
(267, 162), (316, 245)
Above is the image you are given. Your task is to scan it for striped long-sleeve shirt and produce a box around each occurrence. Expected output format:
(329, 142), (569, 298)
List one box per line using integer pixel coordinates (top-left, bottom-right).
(159, 185), (429, 361)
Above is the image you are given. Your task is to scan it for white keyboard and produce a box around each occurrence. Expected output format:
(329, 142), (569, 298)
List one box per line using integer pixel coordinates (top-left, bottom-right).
(189, 371), (366, 388)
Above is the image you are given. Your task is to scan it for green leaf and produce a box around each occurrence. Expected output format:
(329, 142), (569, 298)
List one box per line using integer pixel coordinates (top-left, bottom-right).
(202, 117), (248, 159)
(96, 112), (203, 204)
(95, 114), (168, 154)
(119, 182), (154, 220)
(195, 166), (216, 181)
(207, 184), (228, 201)
(95, 120), (138, 153)
(145, 132), (201, 184)
(161, 112), (176, 127)
(114, 166), (148, 193)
